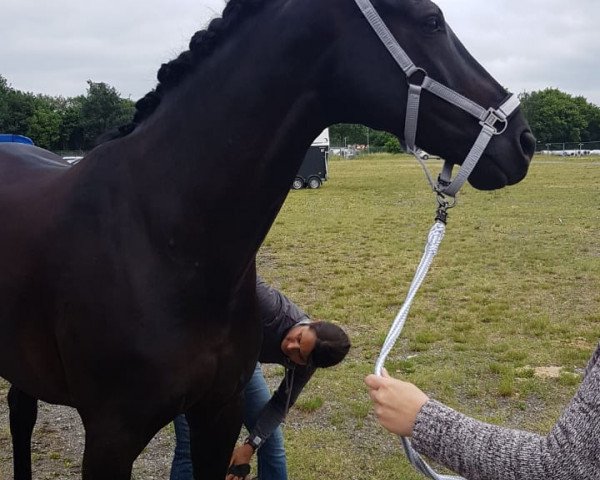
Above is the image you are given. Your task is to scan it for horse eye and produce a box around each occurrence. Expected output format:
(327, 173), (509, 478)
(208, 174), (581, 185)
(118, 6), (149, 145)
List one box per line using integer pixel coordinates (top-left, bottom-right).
(424, 16), (443, 33)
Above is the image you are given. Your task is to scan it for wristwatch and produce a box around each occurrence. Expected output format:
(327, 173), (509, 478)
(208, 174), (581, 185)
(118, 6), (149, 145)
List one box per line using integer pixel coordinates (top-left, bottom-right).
(244, 434), (262, 451)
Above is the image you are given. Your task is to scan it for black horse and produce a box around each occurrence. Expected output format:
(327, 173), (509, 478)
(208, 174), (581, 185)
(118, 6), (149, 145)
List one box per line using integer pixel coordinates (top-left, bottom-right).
(0, 0), (535, 478)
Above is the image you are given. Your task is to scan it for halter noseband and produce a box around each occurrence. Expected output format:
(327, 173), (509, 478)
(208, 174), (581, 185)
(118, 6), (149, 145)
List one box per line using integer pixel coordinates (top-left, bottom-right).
(354, 0), (520, 198)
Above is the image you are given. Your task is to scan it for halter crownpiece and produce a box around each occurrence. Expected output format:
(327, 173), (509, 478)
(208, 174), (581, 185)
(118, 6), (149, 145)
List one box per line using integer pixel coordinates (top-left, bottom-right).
(353, 0), (520, 199)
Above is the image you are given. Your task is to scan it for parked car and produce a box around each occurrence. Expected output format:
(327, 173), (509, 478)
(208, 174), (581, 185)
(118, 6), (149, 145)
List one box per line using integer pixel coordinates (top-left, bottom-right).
(414, 148), (441, 160)
(63, 156), (84, 165)
(0, 134), (34, 145)
(415, 148), (429, 160)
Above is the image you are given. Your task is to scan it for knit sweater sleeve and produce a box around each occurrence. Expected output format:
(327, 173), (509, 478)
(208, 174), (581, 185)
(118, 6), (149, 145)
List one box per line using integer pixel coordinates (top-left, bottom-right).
(411, 344), (600, 480)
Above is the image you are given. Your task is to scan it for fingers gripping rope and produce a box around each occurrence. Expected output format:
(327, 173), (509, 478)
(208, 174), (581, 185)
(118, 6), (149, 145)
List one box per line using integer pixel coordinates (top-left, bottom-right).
(374, 220), (466, 480)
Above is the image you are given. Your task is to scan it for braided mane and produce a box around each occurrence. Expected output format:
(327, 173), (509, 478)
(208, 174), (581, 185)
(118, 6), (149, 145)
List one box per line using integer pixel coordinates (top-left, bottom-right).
(100, 0), (266, 143)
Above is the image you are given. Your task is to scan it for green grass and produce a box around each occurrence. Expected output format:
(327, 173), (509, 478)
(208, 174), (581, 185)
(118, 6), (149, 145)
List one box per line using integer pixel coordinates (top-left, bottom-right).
(295, 396), (324, 412)
(257, 153), (600, 479)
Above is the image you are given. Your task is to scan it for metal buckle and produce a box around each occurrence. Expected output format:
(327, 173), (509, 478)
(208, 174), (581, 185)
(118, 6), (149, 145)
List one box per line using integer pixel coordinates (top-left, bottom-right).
(480, 108), (508, 135)
(434, 192), (456, 224)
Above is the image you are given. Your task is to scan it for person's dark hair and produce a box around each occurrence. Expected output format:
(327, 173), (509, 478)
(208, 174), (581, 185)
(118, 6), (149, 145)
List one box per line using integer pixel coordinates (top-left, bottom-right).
(308, 321), (351, 368)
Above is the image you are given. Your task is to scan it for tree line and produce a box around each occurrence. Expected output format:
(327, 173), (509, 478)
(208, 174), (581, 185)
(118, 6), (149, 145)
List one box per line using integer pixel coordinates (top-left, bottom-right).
(519, 89), (600, 147)
(1, 74), (599, 152)
(0, 75), (134, 151)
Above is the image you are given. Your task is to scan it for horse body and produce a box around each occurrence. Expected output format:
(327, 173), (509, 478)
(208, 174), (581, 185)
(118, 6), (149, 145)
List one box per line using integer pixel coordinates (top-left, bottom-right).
(1, 0), (535, 478)
(2, 136), (263, 476)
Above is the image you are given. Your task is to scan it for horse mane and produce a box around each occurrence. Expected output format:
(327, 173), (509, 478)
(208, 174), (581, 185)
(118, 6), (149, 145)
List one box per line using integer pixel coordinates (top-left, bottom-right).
(97, 0), (266, 144)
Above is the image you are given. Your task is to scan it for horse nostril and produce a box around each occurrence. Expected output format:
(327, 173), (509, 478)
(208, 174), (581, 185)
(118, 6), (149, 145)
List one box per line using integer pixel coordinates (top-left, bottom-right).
(520, 130), (536, 159)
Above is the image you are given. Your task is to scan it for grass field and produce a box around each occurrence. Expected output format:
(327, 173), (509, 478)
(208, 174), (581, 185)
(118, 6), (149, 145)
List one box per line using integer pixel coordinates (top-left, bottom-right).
(257, 153), (600, 479)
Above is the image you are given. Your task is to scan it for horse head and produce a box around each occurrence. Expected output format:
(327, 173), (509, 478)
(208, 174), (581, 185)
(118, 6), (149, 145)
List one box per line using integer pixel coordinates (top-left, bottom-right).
(314, 0), (535, 191)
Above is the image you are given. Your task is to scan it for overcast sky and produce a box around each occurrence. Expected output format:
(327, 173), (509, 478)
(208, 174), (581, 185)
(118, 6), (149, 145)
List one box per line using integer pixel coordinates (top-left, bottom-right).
(2, 0), (599, 106)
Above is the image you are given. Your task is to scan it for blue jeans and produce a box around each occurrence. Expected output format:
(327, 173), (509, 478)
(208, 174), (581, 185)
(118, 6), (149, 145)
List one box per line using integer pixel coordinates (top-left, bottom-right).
(170, 363), (288, 480)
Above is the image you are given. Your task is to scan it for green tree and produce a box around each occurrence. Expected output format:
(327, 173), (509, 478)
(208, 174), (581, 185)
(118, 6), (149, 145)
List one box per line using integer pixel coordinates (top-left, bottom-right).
(27, 102), (62, 149)
(0, 75), (37, 135)
(519, 88), (589, 145)
(383, 136), (402, 153)
(0, 77), (135, 150)
(575, 96), (600, 142)
(330, 124), (369, 146)
(23, 94), (73, 149)
(330, 123), (402, 151)
(58, 96), (85, 151)
(0, 75), (9, 128)
(585, 108), (600, 142)
(368, 129), (399, 148)
(79, 81), (135, 149)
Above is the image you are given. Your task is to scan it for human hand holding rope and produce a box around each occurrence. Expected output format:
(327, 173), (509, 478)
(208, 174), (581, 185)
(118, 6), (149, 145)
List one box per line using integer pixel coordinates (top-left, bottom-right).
(365, 368), (429, 437)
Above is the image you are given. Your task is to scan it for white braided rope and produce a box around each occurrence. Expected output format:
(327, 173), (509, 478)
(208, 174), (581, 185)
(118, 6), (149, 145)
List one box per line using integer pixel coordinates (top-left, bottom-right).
(374, 220), (466, 480)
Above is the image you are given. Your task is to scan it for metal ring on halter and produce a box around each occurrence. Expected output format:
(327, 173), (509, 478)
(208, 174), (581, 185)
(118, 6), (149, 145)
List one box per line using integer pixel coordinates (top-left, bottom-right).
(406, 67), (428, 87)
(436, 193), (456, 214)
(436, 192), (456, 209)
(480, 107), (509, 135)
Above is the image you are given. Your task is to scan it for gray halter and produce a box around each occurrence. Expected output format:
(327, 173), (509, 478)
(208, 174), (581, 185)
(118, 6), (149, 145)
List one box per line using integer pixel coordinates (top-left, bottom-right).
(354, 0), (520, 198)
(353, 1), (521, 479)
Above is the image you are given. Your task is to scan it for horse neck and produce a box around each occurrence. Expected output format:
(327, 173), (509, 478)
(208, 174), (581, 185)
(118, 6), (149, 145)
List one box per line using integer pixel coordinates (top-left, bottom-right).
(115, 8), (328, 280)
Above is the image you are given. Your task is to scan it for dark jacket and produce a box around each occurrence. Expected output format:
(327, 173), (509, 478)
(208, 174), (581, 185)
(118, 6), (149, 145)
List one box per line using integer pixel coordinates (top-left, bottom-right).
(247, 277), (316, 448)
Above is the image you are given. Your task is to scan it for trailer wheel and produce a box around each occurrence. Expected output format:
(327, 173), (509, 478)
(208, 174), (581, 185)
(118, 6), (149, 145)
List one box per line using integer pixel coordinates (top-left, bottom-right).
(307, 176), (322, 189)
(292, 177), (305, 190)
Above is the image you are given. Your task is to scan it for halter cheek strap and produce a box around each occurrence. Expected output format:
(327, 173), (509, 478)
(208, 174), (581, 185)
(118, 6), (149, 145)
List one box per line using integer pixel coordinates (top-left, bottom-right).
(353, 0), (520, 198)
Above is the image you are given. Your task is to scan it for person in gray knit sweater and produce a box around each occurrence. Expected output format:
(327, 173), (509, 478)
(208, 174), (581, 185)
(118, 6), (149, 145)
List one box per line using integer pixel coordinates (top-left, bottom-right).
(365, 342), (600, 479)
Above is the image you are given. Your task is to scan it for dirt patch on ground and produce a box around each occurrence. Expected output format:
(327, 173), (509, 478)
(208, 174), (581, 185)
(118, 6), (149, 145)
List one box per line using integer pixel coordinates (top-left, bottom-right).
(533, 366), (562, 379)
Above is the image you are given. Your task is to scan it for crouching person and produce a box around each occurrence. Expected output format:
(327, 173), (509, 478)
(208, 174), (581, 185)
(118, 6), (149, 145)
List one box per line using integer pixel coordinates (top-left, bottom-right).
(170, 276), (351, 480)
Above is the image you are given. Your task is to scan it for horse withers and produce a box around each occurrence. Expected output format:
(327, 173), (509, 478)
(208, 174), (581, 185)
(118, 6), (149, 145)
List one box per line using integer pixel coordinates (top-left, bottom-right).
(0, 0), (535, 478)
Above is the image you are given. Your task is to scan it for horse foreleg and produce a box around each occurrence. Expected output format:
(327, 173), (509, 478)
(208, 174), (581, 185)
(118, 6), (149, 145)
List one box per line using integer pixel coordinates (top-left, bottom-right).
(8, 386), (38, 480)
(187, 394), (244, 480)
(80, 415), (156, 480)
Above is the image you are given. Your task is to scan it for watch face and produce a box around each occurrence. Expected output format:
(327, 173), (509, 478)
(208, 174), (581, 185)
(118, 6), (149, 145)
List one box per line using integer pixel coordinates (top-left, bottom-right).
(245, 438), (257, 449)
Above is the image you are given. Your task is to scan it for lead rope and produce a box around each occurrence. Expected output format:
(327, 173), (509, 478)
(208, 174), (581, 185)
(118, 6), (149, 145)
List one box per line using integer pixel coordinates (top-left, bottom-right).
(374, 196), (465, 480)
(374, 202), (447, 379)
(374, 221), (445, 377)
